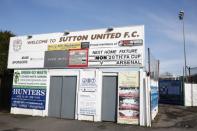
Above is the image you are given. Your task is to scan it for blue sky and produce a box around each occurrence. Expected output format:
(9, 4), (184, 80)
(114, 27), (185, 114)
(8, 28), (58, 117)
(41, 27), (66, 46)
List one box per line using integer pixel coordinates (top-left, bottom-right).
(0, 0), (197, 75)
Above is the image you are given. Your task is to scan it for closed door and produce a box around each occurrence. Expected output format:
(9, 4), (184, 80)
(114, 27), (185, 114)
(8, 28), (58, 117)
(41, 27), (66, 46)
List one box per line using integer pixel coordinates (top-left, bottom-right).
(102, 76), (118, 122)
(48, 76), (77, 119)
(48, 76), (62, 118)
(61, 76), (77, 119)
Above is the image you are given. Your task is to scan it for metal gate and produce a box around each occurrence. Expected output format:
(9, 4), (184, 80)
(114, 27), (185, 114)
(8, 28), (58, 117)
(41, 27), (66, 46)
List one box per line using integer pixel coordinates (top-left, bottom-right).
(102, 76), (118, 122)
(48, 76), (77, 119)
(159, 80), (183, 105)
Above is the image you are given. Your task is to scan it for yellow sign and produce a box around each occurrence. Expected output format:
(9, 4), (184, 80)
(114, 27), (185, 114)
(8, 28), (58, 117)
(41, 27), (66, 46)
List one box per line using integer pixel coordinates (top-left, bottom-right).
(48, 42), (81, 51)
(119, 72), (139, 88)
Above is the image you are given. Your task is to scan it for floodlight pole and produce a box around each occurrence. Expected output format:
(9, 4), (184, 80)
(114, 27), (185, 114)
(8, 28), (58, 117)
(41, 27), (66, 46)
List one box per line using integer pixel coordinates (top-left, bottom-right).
(179, 10), (187, 82)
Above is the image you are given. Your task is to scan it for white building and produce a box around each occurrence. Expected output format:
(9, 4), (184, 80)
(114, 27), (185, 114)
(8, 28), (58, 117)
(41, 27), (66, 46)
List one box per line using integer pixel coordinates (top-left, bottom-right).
(7, 25), (158, 126)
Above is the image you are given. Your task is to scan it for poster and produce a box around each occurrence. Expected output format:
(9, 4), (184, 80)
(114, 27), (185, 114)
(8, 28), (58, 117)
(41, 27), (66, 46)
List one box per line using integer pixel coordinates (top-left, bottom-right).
(11, 70), (48, 110)
(78, 93), (96, 115)
(78, 70), (97, 115)
(118, 72), (139, 124)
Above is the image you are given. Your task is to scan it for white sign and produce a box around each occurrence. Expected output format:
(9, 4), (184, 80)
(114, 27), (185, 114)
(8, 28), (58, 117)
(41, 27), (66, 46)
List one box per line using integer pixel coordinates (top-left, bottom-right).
(8, 26), (144, 68)
(88, 47), (143, 67)
(78, 93), (97, 115)
(79, 70), (97, 92)
(8, 52), (44, 68)
(78, 70), (97, 115)
(13, 69), (48, 86)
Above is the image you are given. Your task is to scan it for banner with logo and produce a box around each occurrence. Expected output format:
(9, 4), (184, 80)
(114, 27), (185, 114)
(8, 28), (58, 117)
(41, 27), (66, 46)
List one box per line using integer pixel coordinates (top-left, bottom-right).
(8, 26), (144, 69)
(78, 70), (97, 115)
(118, 72), (139, 124)
(11, 70), (48, 110)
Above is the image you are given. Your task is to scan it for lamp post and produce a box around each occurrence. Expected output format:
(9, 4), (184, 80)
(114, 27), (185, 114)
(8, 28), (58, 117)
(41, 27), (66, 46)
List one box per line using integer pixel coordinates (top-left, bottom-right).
(179, 10), (187, 82)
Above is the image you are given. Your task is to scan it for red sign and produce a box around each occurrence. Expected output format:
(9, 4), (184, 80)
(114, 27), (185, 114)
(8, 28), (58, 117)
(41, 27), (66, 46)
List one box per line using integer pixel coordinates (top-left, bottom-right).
(68, 49), (88, 67)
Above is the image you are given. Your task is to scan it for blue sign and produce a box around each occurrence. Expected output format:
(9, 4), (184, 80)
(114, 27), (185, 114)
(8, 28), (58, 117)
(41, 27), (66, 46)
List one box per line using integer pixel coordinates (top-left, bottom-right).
(151, 86), (159, 110)
(11, 87), (46, 110)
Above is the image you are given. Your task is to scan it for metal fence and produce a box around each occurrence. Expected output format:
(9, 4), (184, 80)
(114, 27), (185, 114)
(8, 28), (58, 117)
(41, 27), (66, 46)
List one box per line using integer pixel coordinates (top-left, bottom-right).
(146, 48), (159, 80)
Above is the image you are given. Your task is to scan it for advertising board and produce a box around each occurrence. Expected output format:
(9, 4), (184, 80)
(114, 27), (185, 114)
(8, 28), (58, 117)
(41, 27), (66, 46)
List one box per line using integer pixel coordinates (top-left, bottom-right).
(11, 70), (48, 110)
(118, 72), (139, 124)
(68, 49), (88, 67)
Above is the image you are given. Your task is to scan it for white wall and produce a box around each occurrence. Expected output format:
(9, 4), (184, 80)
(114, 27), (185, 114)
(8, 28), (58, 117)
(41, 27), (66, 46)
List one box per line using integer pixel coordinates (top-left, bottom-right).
(10, 68), (154, 127)
(140, 71), (151, 127)
(184, 83), (197, 106)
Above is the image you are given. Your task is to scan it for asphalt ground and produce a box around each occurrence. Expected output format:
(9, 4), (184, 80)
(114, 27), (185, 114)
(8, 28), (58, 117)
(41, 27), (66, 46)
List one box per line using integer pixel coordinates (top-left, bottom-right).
(0, 104), (197, 131)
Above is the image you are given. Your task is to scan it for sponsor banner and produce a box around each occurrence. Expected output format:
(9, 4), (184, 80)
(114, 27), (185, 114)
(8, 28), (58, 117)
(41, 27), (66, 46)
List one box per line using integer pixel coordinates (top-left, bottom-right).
(118, 72), (139, 125)
(88, 47), (143, 67)
(48, 42), (81, 51)
(11, 70), (48, 110)
(44, 50), (69, 68)
(151, 85), (159, 119)
(8, 26), (144, 69)
(78, 70), (97, 115)
(150, 80), (159, 119)
(11, 88), (46, 110)
(68, 49), (88, 67)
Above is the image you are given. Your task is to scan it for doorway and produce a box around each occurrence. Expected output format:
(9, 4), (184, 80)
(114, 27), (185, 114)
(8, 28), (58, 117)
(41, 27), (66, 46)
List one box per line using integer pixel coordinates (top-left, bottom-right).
(102, 76), (118, 122)
(48, 76), (77, 119)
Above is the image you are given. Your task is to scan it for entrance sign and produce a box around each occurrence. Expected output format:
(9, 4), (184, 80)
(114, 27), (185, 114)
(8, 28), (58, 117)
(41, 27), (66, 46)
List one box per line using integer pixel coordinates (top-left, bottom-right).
(8, 26), (144, 69)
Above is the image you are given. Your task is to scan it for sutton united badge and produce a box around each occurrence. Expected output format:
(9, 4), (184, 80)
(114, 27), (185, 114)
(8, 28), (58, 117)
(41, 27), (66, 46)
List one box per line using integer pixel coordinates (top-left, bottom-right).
(13, 39), (22, 52)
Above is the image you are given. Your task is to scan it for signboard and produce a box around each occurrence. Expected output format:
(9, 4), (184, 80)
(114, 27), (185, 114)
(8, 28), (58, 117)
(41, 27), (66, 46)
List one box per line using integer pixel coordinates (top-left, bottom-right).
(68, 49), (88, 67)
(151, 81), (159, 119)
(79, 70), (97, 92)
(11, 70), (48, 110)
(44, 50), (69, 68)
(88, 47), (143, 67)
(48, 42), (81, 51)
(78, 70), (97, 115)
(118, 72), (139, 124)
(78, 93), (97, 115)
(8, 26), (144, 69)
(8, 52), (44, 68)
